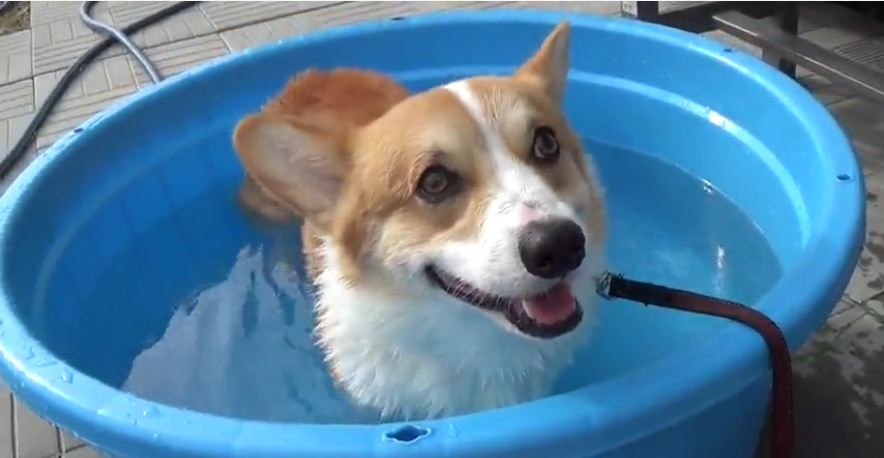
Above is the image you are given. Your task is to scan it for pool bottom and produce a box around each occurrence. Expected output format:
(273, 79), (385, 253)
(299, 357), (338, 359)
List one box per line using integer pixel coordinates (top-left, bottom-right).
(35, 139), (782, 425)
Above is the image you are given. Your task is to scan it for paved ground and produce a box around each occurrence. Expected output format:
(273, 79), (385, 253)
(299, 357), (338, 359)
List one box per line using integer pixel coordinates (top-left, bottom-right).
(0, 2), (882, 457)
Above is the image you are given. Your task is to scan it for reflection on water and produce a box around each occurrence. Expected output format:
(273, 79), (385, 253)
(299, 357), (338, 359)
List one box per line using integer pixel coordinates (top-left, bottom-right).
(123, 244), (372, 423)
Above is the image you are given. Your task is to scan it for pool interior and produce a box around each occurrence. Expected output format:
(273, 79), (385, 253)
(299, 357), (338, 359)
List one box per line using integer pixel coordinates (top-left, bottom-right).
(17, 122), (782, 425)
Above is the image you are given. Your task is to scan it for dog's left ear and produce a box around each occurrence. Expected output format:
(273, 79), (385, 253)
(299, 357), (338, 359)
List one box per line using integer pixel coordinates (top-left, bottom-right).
(515, 22), (571, 104)
(233, 112), (349, 232)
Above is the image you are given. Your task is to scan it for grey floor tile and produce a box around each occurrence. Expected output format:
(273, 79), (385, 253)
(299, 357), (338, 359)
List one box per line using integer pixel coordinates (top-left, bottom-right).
(13, 398), (60, 458)
(793, 192), (884, 458)
(29, 52), (143, 150)
(845, 170), (884, 304)
(102, 54), (139, 90)
(508, 1), (621, 15)
(656, 1), (708, 13)
(128, 34), (230, 87)
(834, 38), (884, 73)
(30, 2), (115, 76)
(800, 24), (880, 52)
(218, 2), (399, 52)
(79, 55), (138, 95)
(799, 73), (855, 106)
(1, 113), (34, 161)
(828, 96), (884, 180)
(36, 85), (138, 149)
(107, 1), (177, 28)
(0, 79), (34, 122)
(32, 1), (218, 76)
(60, 429), (84, 453)
(792, 292), (884, 457)
(754, 6), (825, 35)
(0, 391), (11, 458)
(31, 22), (102, 76)
(200, 1), (340, 31)
(29, 2), (110, 26)
(220, 1), (517, 52)
(34, 70), (83, 109)
(789, 5), (883, 80)
(109, 2), (216, 49)
(798, 1), (864, 32)
(0, 30), (32, 86)
(64, 445), (101, 458)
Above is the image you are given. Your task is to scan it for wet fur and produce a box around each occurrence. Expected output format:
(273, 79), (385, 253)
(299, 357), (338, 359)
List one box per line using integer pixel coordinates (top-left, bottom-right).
(237, 68), (410, 279)
(232, 23), (606, 420)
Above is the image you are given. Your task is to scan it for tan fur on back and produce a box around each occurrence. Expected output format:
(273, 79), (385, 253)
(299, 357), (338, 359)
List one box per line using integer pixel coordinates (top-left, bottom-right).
(264, 68), (410, 129)
(237, 68), (410, 279)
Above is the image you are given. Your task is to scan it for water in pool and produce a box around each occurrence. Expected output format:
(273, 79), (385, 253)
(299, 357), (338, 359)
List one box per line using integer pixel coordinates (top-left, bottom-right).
(38, 139), (781, 424)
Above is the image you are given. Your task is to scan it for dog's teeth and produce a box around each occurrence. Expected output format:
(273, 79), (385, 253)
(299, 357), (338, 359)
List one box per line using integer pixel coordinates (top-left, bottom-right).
(520, 300), (534, 319)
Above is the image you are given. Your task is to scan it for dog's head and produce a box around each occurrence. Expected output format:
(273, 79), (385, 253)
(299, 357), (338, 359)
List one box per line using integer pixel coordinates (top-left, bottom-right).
(234, 23), (605, 340)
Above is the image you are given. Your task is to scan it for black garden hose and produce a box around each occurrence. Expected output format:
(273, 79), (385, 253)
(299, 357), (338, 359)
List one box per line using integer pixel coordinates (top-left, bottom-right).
(0, 1), (200, 179)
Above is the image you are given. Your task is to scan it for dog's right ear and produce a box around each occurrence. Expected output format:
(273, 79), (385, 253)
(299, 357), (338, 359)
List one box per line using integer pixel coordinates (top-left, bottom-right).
(233, 112), (348, 231)
(515, 21), (571, 105)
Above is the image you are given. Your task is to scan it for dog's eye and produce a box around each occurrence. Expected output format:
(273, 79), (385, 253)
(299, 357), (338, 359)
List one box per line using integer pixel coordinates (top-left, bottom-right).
(417, 165), (460, 203)
(531, 126), (560, 164)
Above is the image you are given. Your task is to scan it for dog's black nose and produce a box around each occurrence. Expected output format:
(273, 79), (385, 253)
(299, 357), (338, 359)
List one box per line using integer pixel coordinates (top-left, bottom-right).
(518, 218), (586, 279)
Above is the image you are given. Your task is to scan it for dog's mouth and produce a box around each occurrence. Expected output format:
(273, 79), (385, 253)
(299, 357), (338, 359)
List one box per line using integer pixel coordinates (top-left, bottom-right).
(424, 266), (582, 339)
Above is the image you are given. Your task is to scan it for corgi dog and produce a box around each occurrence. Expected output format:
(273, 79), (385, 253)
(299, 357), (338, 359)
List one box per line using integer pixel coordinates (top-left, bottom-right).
(232, 22), (606, 420)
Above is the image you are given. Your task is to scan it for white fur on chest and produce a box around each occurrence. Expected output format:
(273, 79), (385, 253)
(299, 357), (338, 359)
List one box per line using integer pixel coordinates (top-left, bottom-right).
(313, 242), (596, 421)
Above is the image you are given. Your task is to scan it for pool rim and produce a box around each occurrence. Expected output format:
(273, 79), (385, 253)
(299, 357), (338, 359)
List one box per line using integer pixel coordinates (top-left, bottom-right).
(0, 9), (865, 457)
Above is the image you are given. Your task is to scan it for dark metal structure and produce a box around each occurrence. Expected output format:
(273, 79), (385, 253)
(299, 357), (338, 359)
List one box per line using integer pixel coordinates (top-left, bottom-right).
(620, 1), (884, 105)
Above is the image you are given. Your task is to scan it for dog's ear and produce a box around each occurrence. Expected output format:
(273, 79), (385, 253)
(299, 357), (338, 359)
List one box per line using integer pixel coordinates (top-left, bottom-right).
(233, 112), (349, 232)
(515, 21), (571, 104)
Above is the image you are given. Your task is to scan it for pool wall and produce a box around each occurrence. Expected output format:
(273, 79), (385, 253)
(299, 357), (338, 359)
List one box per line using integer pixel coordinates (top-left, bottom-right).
(0, 10), (865, 458)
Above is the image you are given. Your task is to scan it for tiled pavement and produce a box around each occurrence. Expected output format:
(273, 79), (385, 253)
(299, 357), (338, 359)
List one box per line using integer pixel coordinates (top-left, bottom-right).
(0, 2), (883, 457)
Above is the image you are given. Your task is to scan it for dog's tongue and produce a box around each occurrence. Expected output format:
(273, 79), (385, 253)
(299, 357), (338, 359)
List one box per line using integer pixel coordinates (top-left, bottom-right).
(522, 283), (576, 325)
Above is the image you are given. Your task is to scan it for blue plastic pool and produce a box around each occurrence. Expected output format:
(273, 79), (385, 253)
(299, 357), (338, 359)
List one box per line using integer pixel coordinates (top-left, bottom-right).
(0, 10), (865, 458)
